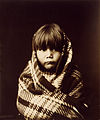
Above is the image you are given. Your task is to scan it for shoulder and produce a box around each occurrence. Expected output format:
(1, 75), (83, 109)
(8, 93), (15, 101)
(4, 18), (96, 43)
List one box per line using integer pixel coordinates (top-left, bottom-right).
(61, 62), (83, 94)
(66, 62), (82, 80)
(19, 60), (33, 83)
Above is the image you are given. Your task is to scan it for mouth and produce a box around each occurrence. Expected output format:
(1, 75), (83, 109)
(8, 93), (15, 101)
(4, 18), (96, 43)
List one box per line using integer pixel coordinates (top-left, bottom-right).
(45, 61), (55, 65)
(43, 61), (57, 70)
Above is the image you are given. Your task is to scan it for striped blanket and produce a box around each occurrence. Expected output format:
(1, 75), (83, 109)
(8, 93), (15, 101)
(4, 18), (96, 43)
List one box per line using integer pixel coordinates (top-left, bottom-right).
(16, 59), (88, 120)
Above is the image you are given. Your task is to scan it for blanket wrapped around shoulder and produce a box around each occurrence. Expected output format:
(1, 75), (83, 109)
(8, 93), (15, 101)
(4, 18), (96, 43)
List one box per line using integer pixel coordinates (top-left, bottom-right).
(16, 60), (88, 120)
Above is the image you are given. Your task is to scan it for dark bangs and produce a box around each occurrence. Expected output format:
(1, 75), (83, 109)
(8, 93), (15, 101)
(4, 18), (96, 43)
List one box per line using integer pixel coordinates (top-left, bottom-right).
(32, 24), (65, 52)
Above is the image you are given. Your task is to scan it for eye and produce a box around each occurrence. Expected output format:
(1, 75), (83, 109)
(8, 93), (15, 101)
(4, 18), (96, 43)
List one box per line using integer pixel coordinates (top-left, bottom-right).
(42, 47), (47, 51)
(38, 46), (47, 51)
(49, 47), (56, 51)
(54, 48), (60, 52)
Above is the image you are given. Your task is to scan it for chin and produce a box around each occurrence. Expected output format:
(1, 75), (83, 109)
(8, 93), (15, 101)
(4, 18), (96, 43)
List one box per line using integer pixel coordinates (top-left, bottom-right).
(45, 65), (55, 69)
(44, 66), (56, 73)
(38, 62), (56, 73)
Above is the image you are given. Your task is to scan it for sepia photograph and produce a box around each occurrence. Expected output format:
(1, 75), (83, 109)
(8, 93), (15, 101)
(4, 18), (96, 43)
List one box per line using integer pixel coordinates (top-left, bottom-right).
(0, 0), (99, 120)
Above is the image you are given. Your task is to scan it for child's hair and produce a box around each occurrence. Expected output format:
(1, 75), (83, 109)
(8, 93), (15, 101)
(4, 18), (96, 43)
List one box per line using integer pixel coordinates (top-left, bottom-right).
(32, 23), (68, 53)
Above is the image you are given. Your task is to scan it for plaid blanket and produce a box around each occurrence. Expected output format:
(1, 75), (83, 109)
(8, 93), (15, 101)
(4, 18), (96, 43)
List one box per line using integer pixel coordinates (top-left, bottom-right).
(16, 61), (88, 120)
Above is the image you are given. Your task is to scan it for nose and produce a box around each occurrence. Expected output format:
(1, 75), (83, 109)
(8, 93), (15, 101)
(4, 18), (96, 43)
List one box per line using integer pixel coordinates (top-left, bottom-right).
(46, 49), (53, 58)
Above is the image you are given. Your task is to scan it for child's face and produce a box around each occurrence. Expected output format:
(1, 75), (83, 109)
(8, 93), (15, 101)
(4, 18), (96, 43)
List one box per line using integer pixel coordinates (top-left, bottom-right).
(36, 48), (61, 70)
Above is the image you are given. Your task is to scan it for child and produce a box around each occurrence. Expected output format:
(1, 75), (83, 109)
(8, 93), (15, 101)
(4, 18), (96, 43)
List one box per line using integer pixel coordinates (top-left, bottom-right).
(16, 23), (88, 120)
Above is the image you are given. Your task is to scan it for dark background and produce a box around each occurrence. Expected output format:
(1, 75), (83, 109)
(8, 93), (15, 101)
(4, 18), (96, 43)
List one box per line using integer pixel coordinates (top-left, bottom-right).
(0, 0), (99, 120)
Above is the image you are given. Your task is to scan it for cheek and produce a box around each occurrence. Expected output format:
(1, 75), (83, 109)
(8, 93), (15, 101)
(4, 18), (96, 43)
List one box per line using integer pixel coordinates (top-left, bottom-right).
(37, 52), (41, 58)
(36, 51), (45, 64)
(54, 52), (61, 61)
